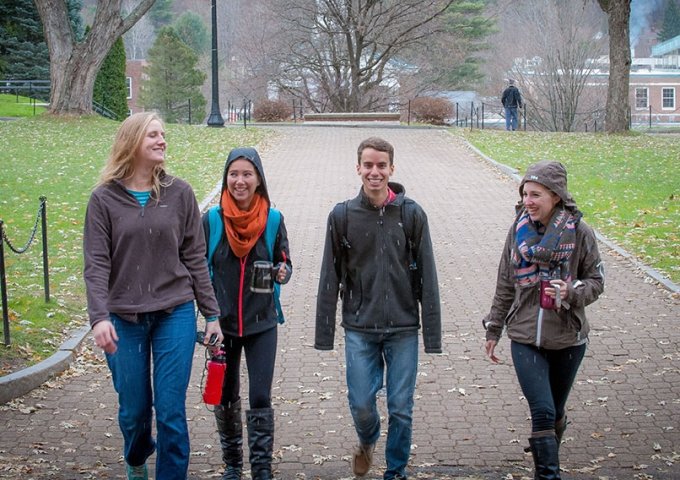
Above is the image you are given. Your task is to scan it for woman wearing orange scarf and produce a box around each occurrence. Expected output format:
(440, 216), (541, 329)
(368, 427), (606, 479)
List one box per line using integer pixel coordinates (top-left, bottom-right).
(203, 147), (292, 480)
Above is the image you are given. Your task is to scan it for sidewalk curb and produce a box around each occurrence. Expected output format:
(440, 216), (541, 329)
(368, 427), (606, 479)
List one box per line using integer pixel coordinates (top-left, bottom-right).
(0, 187), (223, 406)
(0, 325), (90, 404)
(464, 138), (679, 294)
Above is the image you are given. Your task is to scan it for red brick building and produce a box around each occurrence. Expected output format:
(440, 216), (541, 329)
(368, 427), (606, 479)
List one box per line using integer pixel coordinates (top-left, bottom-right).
(125, 60), (148, 115)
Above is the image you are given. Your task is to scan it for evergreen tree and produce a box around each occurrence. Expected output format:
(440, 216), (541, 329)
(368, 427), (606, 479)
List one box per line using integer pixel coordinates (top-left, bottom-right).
(0, 0), (83, 80)
(659, 0), (680, 42)
(439, 0), (495, 87)
(67, 0), (84, 41)
(149, 0), (174, 29)
(402, 0), (495, 90)
(173, 12), (209, 55)
(0, 0), (49, 79)
(93, 36), (129, 120)
(140, 26), (206, 124)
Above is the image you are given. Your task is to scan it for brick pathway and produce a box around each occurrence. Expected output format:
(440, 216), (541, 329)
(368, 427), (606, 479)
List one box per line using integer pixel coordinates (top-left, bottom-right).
(1, 126), (678, 480)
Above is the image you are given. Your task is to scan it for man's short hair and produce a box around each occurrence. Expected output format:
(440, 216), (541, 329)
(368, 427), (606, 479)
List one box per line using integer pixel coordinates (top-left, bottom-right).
(357, 137), (394, 165)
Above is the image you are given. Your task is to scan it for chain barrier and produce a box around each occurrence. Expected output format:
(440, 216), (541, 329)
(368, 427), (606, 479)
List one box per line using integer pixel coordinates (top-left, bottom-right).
(1, 196), (50, 346)
(1, 197), (46, 254)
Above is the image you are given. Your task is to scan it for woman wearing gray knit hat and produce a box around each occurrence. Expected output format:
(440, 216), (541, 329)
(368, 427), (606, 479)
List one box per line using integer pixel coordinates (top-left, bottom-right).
(482, 160), (605, 479)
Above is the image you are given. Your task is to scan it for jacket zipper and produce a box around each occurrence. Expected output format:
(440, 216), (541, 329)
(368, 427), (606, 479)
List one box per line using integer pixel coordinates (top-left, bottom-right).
(238, 255), (247, 337)
(536, 306), (544, 348)
(379, 206), (387, 326)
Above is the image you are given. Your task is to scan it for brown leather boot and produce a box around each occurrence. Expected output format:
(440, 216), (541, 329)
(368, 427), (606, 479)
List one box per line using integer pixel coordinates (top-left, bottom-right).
(351, 443), (375, 477)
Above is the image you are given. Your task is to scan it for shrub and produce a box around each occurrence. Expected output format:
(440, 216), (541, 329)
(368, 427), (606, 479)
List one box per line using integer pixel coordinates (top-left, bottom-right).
(410, 97), (453, 125)
(253, 99), (293, 122)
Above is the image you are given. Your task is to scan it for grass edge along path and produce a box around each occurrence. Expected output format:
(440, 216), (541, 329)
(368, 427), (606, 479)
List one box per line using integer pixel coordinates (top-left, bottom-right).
(0, 93), (47, 118)
(0, 115), (270, 373)
(458, 128), (680, 286)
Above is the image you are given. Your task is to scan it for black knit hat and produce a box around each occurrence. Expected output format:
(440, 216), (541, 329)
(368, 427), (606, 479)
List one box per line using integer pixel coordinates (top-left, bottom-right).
(519, 160), (577, 210)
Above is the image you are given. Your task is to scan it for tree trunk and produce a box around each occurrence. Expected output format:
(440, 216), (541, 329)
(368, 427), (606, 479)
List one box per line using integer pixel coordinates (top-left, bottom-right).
(598, 0), (631, 133)
(34, 0), (156, 116)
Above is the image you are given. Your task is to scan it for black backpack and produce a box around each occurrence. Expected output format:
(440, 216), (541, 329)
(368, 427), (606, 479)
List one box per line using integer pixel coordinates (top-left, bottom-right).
(334, 199), (421, 300)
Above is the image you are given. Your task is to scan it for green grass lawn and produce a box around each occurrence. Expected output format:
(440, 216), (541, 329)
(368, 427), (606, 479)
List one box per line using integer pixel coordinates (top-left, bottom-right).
(0, 93), (47, 117)
(0, 115), (269, 372)
(460, 129), (680, 285)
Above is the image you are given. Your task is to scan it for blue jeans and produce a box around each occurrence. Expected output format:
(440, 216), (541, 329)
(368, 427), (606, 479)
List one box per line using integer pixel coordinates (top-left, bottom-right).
(505, 106), (519, 131)
(107, 301), (196, 479)
(511, 341), (586, 432)
(345, 329), (419, 479)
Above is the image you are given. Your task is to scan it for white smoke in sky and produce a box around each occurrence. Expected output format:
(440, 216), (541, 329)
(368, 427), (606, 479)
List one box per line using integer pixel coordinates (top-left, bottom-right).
(630, 0), (665, 47)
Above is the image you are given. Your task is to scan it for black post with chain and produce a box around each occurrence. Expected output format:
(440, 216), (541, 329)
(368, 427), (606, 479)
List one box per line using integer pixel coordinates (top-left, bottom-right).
(0, 197), (49, 346)
(0, 220), (9, 346)
(40, 196), (49, 302)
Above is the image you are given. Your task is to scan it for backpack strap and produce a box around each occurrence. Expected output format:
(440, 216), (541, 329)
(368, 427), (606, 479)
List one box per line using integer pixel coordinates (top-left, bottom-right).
(206, 205), (223, 280)
(337, 200), (351, 250)
(265, 207), (285, 324)
(264, 207), (281, 259)
(401, 200), (416, 266)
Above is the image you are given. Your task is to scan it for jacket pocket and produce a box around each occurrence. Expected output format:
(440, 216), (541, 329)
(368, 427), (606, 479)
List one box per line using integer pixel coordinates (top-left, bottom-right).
(342, 276), (363, 314)
(565, 309), (583, 333)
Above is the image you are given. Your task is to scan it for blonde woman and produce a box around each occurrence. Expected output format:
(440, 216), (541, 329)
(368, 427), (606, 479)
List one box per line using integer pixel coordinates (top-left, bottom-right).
(83, 112), (222, 480)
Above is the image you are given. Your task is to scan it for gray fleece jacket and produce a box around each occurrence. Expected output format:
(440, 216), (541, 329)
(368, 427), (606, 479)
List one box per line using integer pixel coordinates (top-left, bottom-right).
(83, 175), (220, 327)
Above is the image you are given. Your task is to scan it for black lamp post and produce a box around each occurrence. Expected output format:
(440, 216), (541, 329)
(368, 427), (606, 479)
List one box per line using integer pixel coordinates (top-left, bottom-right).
(206, 0), (224, 127)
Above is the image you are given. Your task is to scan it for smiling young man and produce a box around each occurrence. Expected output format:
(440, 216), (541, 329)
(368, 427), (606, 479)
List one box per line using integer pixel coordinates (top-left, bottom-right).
(315, 137), (442, 480)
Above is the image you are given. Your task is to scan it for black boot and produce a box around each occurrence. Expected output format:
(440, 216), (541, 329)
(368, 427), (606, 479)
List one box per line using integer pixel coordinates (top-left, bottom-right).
(529, 435), (561, 480)
(214, 400), (243, 480)
(246, 408), (275, 480)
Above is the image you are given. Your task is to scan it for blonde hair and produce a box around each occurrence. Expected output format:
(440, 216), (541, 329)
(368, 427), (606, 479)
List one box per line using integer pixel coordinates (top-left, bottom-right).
(97, 112), (169, 199)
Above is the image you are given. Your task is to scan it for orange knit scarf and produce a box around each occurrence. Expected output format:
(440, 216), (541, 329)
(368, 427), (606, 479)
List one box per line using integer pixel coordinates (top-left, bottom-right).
(221, 190), (268, 258)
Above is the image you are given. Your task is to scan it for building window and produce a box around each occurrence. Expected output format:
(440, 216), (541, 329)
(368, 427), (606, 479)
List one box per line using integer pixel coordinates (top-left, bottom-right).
(126, 77), (132, 99)
(635, 87), (648, 109)
(662, 87), (675, 109)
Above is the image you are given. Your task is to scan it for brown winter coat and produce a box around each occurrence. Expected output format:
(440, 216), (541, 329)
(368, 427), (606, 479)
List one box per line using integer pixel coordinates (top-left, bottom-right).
(483, 219), (604, 350)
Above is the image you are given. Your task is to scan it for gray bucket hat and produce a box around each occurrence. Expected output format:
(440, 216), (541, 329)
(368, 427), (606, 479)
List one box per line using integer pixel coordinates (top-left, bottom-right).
(519, 160), (577, 210)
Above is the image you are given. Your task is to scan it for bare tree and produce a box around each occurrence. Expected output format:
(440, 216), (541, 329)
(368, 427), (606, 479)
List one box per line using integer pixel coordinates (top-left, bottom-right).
(597, 0), (631, 133)
(34, 0), (156, 115)
(508, 0), (607, 131)
(269, 0), (456, 112)
(123, 2), (155, 60)
(224, 0), (282, 102)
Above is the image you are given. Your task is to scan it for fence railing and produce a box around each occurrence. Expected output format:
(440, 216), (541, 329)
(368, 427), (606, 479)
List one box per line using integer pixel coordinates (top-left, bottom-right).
(1, 79), (123, 120)
(224, 99), (252, 127)
(0, 79), (51, 101)
(630, 104), (680, 129)
(0, 197), (50, 346)
(92, 101), (118, 120)
(451, 101), (678, 132)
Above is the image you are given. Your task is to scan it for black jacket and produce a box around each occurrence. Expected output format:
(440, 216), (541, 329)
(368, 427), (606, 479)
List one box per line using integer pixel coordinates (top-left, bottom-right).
(203, 147), (292, 338)
(315, 182), (442, 353)
(502, 85), (523, 108)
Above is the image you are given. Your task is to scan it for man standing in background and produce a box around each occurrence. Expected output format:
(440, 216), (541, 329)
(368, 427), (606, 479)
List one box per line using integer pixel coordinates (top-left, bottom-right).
(502, 79), (523, 131)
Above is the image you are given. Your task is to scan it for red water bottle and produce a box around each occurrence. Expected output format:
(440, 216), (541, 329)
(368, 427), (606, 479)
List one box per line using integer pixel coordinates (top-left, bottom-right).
(203, 350), (226, 405)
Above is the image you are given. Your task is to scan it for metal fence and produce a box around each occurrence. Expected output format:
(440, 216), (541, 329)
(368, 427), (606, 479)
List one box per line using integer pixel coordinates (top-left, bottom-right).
(224, 99), (252, 125)
(1, 79), (121, 119)
(459, 101), (678, 132)
(0, 197), (50, 346)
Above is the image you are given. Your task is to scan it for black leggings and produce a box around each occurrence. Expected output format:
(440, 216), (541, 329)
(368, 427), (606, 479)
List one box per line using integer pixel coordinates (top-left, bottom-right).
(220, 327), (277, 409)
(511, 340), (586, 433)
